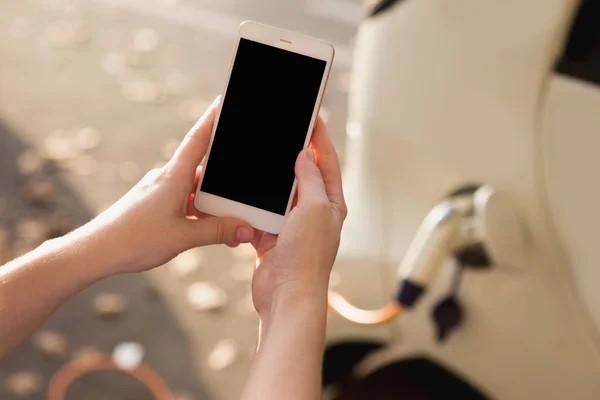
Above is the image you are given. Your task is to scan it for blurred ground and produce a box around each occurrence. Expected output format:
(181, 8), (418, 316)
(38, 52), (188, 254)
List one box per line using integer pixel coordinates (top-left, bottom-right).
(0, 1), (359, 399)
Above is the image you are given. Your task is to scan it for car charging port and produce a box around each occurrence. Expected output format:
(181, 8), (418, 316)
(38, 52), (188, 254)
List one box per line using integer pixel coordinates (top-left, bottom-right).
(327, 184), (525, 328)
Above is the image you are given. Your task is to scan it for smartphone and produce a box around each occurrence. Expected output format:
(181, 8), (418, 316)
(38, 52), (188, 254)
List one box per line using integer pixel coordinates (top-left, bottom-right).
(193, 21), (334, 234)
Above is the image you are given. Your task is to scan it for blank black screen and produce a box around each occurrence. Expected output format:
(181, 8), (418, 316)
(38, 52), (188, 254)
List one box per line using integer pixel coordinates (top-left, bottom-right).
(200, 38), (327, 215)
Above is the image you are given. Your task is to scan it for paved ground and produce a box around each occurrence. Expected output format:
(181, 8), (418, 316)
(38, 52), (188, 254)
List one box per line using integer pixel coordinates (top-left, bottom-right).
(0, 1), (358, 399)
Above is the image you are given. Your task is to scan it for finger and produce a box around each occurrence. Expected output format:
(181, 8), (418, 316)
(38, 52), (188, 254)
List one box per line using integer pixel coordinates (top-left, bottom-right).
(310, 117), (347, 217)
(185, 166), (204, 217)
(193, 165), (202, 189)
(294, 147), (329, 205)
(170, 96), (221, 175)
(186, 193), (203, 218)
(182, 217), (254, 247)
(251, 229), (264, 249)
(251, 231), (277, 259)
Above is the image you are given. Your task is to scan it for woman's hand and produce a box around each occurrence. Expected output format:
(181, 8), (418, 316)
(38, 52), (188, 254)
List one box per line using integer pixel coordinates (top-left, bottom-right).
(241, 117), (347, 400)
(83, 96), (254, 274)
(0, 97), (256, 357)
(251, 116), (347, 317)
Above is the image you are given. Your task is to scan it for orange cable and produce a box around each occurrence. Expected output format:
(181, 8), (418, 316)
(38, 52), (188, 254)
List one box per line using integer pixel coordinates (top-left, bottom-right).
(328, 291), (403, 325)
(48, 353), (173, 400)
(47, 295), (401, 399)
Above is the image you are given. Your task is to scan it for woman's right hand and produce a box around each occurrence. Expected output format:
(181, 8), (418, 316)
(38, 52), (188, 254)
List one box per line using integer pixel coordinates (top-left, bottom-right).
(250, 117), (347, 317)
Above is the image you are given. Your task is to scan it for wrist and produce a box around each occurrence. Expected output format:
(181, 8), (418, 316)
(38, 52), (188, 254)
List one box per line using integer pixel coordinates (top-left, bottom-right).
(45, 225), (127, 280)
(261, 286), (328, 327)
(257, 290), (328, 355)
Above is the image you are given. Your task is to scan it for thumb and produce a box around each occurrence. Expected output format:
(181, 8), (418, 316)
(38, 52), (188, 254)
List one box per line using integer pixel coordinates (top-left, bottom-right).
(183, 217), (255, 246)
(170, 96), (221, 175)
(295, 148), (329, 204)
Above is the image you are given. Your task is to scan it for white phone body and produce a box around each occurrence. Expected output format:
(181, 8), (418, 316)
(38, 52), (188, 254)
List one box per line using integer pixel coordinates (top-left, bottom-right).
(193, 21), (334, 234)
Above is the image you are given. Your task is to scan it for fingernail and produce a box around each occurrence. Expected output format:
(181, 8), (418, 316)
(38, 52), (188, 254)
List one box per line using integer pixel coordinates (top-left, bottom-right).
(236, 226), (253, 243)
(305, 148), (315, 162)
(213, 95), (222, 105)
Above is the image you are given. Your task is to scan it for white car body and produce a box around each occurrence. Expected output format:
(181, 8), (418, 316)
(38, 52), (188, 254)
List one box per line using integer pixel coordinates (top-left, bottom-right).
(326, 0), (600, 398)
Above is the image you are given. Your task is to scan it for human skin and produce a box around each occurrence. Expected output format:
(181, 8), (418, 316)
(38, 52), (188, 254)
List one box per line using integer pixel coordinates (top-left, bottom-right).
(0, 99), (347, 400)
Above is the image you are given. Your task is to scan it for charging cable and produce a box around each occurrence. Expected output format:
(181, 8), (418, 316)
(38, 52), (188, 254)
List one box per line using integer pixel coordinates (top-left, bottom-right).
(327, 191), (475, 325)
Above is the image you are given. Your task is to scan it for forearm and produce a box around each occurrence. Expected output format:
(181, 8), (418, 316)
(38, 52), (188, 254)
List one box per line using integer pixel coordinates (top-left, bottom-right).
(0, 227), (122, 357)
(241, 293), (328, 400)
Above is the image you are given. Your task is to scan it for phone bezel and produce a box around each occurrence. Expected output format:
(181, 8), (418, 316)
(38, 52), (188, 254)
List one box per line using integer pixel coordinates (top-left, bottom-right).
(193, 21), (335, 234)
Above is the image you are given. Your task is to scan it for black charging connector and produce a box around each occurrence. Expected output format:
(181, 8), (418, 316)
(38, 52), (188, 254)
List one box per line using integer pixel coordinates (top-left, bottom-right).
(394, 279), (425, 308)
